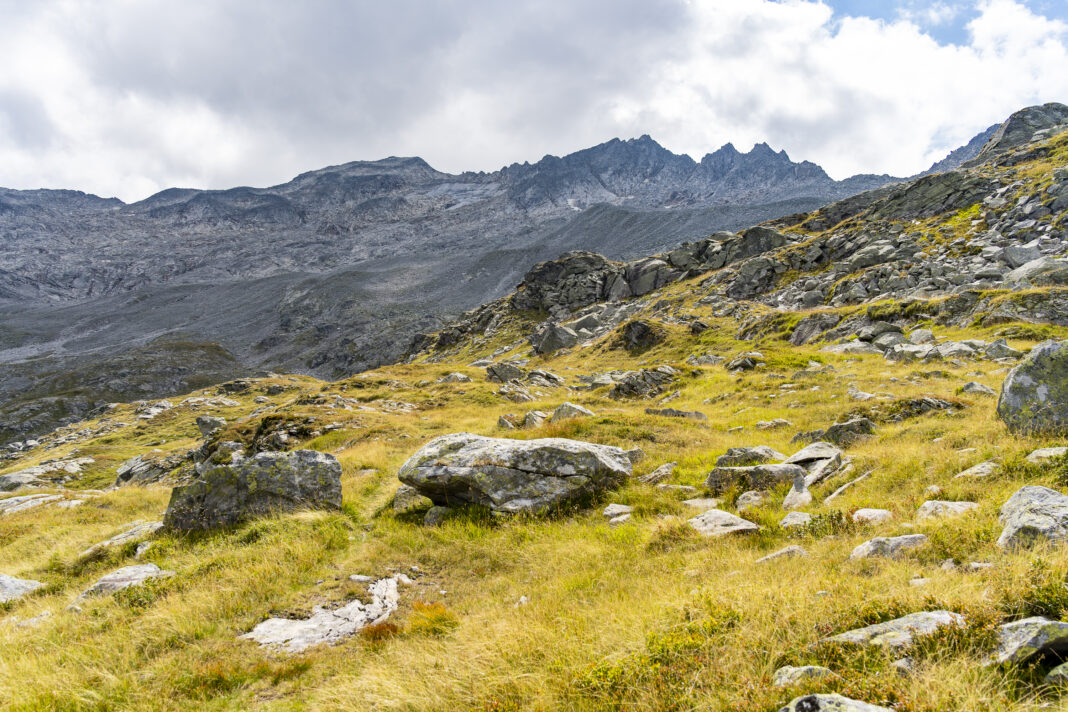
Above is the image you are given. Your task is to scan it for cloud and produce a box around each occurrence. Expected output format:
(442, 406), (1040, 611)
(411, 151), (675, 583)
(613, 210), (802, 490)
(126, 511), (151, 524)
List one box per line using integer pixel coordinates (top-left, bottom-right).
(0, 0), (1065, 200)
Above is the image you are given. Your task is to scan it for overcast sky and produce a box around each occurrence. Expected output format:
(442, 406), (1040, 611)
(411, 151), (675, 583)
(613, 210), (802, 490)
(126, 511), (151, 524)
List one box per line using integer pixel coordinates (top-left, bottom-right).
(0, 0), (1066, 202)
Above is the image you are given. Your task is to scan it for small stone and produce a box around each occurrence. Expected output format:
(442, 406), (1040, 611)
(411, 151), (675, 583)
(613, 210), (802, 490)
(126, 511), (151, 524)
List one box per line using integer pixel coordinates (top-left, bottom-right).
(1027, 446), (1068, 464)
(608, 513), (631, 527)
(0, 573), (45, 603)
(954, 461), (999, 479)
(852, 508), (892, 525)
(827, 610), (964, 648)
(780, 511), (813, 529)
(349, 574), (373, 583)
(682, 498), (721, 510)
(1046, 661), (1068, 685)
(909, 578), (930, 587)
(77, 564), (174, 599)
(424, 506), (452, 527)
(960, 382), (996, 397)
(772, 665), (832, 686)
(756, 546), (808, 563)
(735, 490), (765, 512)
(638, 462), (676, 484)
(134, 542), (153, 559)
(687, 509), (760, 537)
(916, 500), (978, 521)
(997, 485), (1068, 549)
(551, 402), (595, 422)
(603, 504), (633, 518)
(891, 657), (915, 676)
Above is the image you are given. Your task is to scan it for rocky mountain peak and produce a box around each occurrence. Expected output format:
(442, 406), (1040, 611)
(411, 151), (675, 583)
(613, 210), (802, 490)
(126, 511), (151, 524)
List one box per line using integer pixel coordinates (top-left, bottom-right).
(966, 101), (1068, 167)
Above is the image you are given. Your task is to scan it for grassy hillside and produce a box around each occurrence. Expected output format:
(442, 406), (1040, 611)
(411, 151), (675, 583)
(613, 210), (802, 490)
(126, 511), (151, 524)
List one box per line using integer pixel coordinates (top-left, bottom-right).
(2, 279), (1068, 711)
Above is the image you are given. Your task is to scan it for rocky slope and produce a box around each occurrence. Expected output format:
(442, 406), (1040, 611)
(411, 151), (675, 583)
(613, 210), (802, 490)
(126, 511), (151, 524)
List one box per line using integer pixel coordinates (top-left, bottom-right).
(1, 124), (999, 445)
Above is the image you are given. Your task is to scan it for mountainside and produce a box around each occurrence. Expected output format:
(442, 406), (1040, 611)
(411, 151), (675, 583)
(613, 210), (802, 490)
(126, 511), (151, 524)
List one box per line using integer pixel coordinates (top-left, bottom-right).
(0, 137), (907, 445)
(1, 103), (1068, 712)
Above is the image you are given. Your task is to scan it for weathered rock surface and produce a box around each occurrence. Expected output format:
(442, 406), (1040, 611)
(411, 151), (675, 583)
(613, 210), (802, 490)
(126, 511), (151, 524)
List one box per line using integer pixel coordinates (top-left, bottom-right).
(996, 485), (1068, 549)
(827, 611), (965, 649)
(772, 665), (833, 686)
(780, 511), (813, 529)
(849, 534), (927, 559)
(551, 402), (595, 422)
(0, 573), (44, 603)
(645, 407), (706, 421)
(997, 340), (1068, 435)
(988, 616), (1068, 666)
(1027, 446), (1068, 464)
(608, 366), (677, 399)
(916, 500), (978, 521)
(163, 450), (343, 532)
(687, 509), (760, 537)
(0, 493), (63, 516)
(704, 463), (806, 495)
(777, 695), (892, 712)
(398, 433), (631, 514)
(80, 521), (163, 558)
(78, 564), (174, 599)
(242, 576), (400, 653)
(757, 545), (808, 563)
(715, 445), (785, 467)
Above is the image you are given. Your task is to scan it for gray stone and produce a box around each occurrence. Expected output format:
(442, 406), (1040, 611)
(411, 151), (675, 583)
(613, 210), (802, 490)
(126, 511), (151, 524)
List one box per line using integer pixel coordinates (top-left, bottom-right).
(522, 411), (549, 429)
(551, 402), (595, 422)
(439, 372), (472, 383)
(242, 576), (400, 653)
(608, 366), (677, 399)
(784, 441), (842, 469)
(0, 494), (62, 516)
(852, 508), (892, 525)
(988, 616), (1068, 665)
(782, 474), (812, 511)
(163, 450), (343, 532)
(77, 564), (174, 599)
(1005, 257), (1068, 288)
(608, 513), (631, 527)
(908, 329), (935, 345)
(916, 500), (978, 521)
(682, 497), (721, 510)
(638, 462), (676, 484)
(757, 546), (808, 564)
(704, 463), (807, 495)
(0, 573), (44, 603)
(423, 506), (451, 526)
(603, 503), (633, 518)
(996, 485), (1068, 549)
(772, 665), (832, 686)
(687, 509), (759, 537)
(398, 434), (631, 514)
(849, 534), (927, 559)
(735, 490), (765, 512)
(756, 418), (791, 430)
(621, 320), (664, 350)
(985, 339), (1022, 360)
(531, 323), (579, 354)
(645, 407), (707, 421)
(196, 415), (226, 437)
(393, 484), (433, 514)
(777, 695), (892, 712)
(1046, 661), (1068, 685)
(821, 341), (883, 356)
(827, 611), (965, 649)
(780, 511), (813, 529)
(487, 362), (526, 383)
(998, 340), (1068, 435)
(822, 418), (876, 447)
(954, 461), (999, 479)
(1026, 446), (1068, 464)
(80, 521), (163, 558)
(960, 382), (996, 397)
(715, 446), (786, 467)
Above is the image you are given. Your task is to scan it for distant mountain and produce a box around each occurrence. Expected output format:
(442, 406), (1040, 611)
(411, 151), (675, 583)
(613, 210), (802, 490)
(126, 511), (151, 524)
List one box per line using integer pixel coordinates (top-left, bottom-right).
(0, 121), (1007, 444)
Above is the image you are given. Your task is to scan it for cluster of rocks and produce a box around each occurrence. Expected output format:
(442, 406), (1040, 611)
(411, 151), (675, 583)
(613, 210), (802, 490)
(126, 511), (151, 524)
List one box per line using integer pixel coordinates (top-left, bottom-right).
(498, 402), (595, 430)
(0, 457), (95, 491)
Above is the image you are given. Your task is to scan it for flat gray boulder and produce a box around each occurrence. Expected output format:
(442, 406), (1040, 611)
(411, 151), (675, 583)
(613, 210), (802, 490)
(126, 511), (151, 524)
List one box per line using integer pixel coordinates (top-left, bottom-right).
(827, 611), (964, 649)
(688, 509), (759, 537)
(849, 534), (927, 559)
(916, 500), (978, 521)
(1027, 446), (1068, 464)
(242, 576), (400, 653)
(398, 433), (631, 514)
(704, 463), (806, 494)
(78, 564), (174, 599)
(715, 446), (785, 467)
(757, 545), (808, 563)
(778, 695), (892, 712)
(80, 521), (163, 558)
(551, 402), (595, 422)
(997, 340), (1068, 435)
(163, 450), (342, 532)
(996, 485), (1068, 549)
(988, 616), (1068, 666)
(0, 573), (44, 603)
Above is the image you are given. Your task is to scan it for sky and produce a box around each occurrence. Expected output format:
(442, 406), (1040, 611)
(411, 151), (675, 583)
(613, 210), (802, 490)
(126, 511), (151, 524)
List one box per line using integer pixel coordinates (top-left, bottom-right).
(0, 0), (1066, 202)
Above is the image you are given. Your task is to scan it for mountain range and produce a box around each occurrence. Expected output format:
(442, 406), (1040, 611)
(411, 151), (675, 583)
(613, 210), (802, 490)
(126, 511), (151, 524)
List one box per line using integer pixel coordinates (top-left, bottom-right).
(0, 123), (1001, 444)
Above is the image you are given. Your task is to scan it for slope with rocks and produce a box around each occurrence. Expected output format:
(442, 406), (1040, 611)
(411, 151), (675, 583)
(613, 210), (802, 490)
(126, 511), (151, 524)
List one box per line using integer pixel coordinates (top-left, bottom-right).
(2, 105), (1068, 711)
(4, 125), (980, 445)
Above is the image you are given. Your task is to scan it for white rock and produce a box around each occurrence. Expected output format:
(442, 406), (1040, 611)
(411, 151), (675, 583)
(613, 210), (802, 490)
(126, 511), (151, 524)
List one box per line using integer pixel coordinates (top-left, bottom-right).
(687, 509), (760, 537)
(779, 511), (813, 529)
(681, 497), (721, 510)
(608, 513), (631, 527)
(78, 564), (174, 599)
(756, 546), (808, 563)
(827, 610), (965, 648)
(852, 508), (893, 525)
(954, 461), (999, 479)
(80, 521), (163, 558)
(849, 534), (928, 560)
(603, 503), (633, 518)
(0, 573), (45, 603)
(1027, 447), (1068, 464)
(916, 500), (978, 521)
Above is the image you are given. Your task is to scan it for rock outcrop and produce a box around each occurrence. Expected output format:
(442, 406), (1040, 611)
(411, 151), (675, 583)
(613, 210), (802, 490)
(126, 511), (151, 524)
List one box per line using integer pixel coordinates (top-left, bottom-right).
(997, 340), (1068, 435)
(397, 434), (632, 514)
(163, 450), (342, 532)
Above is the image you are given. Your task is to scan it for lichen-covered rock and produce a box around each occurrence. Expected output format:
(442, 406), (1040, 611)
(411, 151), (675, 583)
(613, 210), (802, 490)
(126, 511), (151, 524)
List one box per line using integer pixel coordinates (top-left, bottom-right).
(997, 340), (1068, 435)
(822, 418), (876, 447)
(772, 665), (833, 686)
(687, 509), (759, 537)
(988, 616), (1068, 665)
(551, 402), (595, 422)
(397, 434), (631, 514)
(715, 445), (785, 467)
(0, 573), (44, 603)
(1027, 446), (1068, 464)
(196, 416), (226, 437)
(163, 450), (342, 532)
(778, 694), (892, 712)
(704, 463), (807, 495)
(827, 611), (964, 649)
(996, 485), (1068, 549)
(608, 366), (677, 399)
(486, 362), (526, 383)
(393, 484), (433, 514)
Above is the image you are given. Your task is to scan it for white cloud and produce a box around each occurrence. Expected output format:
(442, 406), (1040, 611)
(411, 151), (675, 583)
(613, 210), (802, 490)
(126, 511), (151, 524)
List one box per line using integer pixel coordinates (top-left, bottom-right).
(0, 0), (1065, 200)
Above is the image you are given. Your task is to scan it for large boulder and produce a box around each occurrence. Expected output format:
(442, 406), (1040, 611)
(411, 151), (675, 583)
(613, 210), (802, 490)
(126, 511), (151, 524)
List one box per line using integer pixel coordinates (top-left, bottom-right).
(996, 485), (1068, 549)
(621, 320), (665, 351)
(0, 573), (44, 603)
(778, 695), (891, 712)
(997, 340), (1068, 435)
(608, 366), (677, 399)
(397, 434), (631, 514)
(704, 464), (807, 495)
(163, 450), (342, 532)
(988, 616), (1068, 666)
